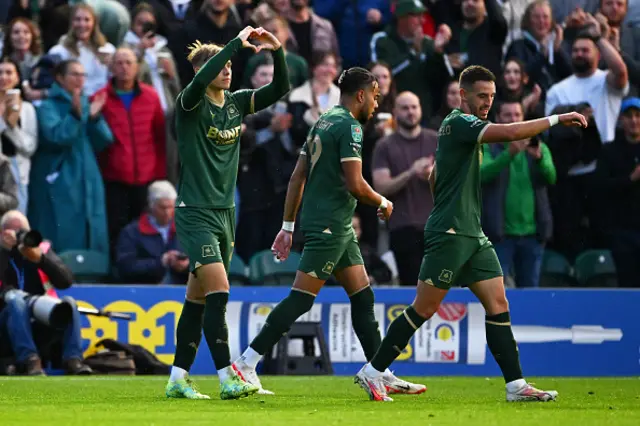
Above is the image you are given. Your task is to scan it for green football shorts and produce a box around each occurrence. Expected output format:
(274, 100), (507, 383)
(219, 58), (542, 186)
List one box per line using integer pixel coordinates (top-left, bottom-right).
(298, 231), (364, 281)
(174, 207), (236, 274)
(418, 231), (503, 290)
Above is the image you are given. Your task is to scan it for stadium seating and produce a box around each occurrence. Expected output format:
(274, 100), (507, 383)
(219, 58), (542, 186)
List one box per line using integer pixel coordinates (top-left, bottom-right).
(539, 249), (577, 287)
(249, 250), (301, 286)
(574, 249), (618, 287)
(228, 253), (250, 286)
(58, 250), (111, 284)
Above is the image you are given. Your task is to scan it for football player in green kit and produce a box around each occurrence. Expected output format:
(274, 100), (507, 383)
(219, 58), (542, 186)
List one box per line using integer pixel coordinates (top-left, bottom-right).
(355, 65), (588, 402)
(165, 26), (290, 400)
(231, 68), (426, 396)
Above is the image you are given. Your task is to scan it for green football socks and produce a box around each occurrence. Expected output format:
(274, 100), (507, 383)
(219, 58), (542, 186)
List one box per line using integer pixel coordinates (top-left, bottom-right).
(250, 289), (316, 355)
(371, 305), (426, 372)
(203, 292), (232, 370)
(173, 299), (205, 371)
(485, 312), (524, 383)
(350, 286), (381, 361)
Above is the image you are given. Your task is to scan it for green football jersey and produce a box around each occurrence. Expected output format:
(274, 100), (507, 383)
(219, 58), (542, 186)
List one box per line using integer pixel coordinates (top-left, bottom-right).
(299, 105), (364, 236)
(175, 89), (254, 208)
(425, 108), (490, 238)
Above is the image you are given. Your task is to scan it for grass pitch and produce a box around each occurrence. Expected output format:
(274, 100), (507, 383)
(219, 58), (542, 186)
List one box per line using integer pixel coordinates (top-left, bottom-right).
(1, 376), (638, 426)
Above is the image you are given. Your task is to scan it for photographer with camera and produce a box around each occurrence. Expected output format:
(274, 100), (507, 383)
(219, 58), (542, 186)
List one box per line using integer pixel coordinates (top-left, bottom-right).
(0, 210), (92, 375)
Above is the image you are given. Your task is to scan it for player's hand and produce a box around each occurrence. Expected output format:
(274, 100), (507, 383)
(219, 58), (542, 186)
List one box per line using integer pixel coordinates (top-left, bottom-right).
(237, 26), (261, 53)
(251, 28), (281, 51)
(377, 200), (393, 221)
(272, 229), (293, 261)
(558, 112), (588, 127)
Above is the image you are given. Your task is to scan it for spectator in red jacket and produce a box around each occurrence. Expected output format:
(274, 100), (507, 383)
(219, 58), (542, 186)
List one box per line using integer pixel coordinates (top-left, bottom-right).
(95, 47), (166, 258)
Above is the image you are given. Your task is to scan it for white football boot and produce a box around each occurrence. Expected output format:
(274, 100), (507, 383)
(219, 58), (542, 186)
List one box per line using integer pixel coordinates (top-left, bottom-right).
(231, 361), (275, 395)
(507, 383), (558, 402)
(354, 364), (393, 402)
(381, 371), (427, 395)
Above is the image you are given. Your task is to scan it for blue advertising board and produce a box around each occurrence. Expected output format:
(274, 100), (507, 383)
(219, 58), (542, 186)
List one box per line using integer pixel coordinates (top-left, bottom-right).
(59, 286), (640, 377)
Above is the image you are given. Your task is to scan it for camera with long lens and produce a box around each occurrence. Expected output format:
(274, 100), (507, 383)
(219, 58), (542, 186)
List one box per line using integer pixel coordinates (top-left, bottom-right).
(15, 229), (43, 248)
(3, 290), (73, 330)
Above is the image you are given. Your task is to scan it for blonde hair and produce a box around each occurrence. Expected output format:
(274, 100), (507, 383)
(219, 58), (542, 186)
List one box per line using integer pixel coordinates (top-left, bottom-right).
(187, 40), (223, 69)
(63, 3), (108, 57)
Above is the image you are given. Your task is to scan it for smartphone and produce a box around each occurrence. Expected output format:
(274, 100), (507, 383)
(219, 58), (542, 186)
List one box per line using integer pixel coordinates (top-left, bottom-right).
(141, 21), (156, 36)
(175, 253), (188, 261)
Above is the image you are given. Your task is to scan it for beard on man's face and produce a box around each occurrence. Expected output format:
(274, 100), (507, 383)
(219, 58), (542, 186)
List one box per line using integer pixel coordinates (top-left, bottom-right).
(572, 57), (592, 74)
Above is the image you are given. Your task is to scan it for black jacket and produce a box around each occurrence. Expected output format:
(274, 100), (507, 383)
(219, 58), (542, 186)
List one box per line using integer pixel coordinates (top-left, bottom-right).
(595, 132), (640, 232)
(0, 244), (73, 308)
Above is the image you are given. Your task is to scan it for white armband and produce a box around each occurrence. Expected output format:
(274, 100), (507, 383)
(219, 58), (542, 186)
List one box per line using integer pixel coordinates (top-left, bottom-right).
(282, 221), (295, 232)
(548, 115), (559, 127)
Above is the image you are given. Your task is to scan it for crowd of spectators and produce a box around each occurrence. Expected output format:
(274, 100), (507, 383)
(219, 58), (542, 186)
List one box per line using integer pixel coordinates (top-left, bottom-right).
(0, 0), (637, 288)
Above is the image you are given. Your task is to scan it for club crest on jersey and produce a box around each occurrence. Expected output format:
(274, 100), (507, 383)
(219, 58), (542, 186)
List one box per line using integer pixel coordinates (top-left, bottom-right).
(227, 104), (239, 119)
(202, 244), (216, 257)
(351, 125), (363, 142)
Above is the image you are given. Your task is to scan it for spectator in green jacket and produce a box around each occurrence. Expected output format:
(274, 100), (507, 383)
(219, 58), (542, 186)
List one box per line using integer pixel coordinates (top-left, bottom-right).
(480, 99), (556, 288)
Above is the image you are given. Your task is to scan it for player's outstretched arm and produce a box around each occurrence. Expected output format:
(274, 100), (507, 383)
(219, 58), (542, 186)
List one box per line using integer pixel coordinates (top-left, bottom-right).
(342, 160), (393, 220)
(181, 26), (259, 109)
(272, 155), (307, 260)
(480, 112), (588, 144)
(253, 31), (291, 112)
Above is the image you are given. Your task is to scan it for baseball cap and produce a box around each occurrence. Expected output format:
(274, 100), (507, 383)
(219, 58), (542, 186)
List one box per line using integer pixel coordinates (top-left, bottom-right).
(395, 0), (426, 18)
(621, 97), (640, 113)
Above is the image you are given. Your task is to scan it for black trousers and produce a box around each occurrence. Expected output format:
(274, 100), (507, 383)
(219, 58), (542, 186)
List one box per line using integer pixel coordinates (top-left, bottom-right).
(609, 230), (640, 288)
(389, 226), (424, 286)
(105, 181), (149, 258)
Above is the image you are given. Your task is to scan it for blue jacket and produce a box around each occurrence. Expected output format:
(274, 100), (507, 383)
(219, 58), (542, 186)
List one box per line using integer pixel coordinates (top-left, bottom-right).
(115, 213), (187, 284)
(314, 0), (390, 68)
(28, 83), (113, 254)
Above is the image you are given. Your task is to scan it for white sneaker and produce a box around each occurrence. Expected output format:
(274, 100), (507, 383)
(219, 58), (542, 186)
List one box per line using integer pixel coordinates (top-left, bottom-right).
(381, 371), (427, 395)
(354, 364), (393, 402)
(231, 361), (274, 395)
(506, 383), (558, 402)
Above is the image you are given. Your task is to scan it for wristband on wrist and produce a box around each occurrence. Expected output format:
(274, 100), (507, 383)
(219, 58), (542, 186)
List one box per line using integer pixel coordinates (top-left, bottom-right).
(548, 114), (559, 127)
(379, 196), (388, 209)
(282, 221), (294, 232)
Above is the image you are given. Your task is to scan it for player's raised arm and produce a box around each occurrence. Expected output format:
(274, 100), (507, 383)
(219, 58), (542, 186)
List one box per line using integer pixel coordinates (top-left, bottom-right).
(180, 26), (259, 109)
(480, 112), (588, 144)
(252, 30), (291, 112)
(453, 65), (588, 144)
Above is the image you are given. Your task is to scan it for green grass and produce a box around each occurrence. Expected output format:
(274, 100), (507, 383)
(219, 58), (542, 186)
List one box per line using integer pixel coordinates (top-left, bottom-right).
(1, 376), (639, 426)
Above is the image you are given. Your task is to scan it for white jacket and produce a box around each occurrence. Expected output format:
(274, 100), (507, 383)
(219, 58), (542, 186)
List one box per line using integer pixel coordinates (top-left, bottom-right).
(0, 101), (38, 187)
(49, 38), (116, 96)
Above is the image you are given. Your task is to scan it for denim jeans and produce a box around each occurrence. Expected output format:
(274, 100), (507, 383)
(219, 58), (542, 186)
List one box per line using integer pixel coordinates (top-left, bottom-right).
(494, 236), (544, 288)
(0, 290), (84, 363)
